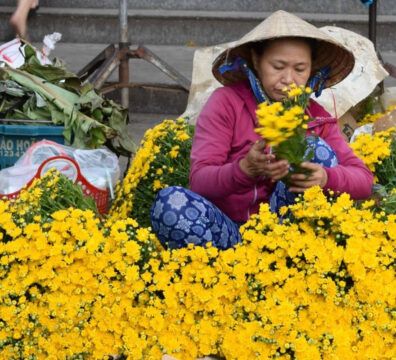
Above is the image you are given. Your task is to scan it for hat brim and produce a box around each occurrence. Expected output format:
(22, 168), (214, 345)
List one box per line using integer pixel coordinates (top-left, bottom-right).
(212, 11), (355, 89)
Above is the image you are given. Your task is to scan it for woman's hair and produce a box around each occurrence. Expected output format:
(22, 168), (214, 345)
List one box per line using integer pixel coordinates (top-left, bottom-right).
(250, 37), (318, 62)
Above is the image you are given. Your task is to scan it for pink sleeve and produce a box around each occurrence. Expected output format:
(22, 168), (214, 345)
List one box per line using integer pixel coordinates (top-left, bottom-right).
(322, 123), (373, 200)
(189, 88), (258, 200)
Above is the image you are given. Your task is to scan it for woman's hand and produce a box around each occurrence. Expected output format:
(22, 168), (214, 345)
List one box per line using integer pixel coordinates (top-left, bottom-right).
(239, 140), (289, 180)
(288, 162), (328, 192)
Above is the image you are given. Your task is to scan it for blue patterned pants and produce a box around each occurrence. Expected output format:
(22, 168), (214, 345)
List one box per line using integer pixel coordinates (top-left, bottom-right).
(150, 186), (242, 250)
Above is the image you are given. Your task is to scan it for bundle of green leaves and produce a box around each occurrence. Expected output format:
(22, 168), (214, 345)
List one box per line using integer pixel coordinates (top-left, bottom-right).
(0, 44), (136, 156)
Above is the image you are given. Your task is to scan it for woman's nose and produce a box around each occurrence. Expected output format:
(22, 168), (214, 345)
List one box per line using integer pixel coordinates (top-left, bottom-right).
(282, 69), (294, 85)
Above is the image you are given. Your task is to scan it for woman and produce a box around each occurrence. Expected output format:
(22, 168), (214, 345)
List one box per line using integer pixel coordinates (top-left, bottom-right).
(150, 11), (373, 250)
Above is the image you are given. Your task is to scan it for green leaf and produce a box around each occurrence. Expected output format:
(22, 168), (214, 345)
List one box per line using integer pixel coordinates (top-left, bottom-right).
(92, 108), (104, 121)
(23, 43), (37, 62)
(75, 89), (103, 110)
(91, 127), (107, 144)
(107, 107), (137, 153)
(5, 68), (115, 147)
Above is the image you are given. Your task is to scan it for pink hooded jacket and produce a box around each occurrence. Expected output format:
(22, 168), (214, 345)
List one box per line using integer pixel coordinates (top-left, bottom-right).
(189, 80), (373, 222)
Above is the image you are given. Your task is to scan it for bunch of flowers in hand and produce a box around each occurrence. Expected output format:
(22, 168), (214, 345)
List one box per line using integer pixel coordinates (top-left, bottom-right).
(255, 84), (313, 184)
(109, 118), (193, 227)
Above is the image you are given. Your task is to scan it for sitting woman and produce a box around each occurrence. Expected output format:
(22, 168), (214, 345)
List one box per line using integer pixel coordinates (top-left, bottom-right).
(150, 10), (373, 250)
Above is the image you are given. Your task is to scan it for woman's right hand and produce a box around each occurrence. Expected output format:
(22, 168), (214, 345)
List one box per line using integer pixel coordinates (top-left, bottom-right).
(239, 140), (290, 180)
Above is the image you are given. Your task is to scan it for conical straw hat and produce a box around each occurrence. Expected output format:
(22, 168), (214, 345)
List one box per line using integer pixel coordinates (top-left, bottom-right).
(212, 10), (355, 89)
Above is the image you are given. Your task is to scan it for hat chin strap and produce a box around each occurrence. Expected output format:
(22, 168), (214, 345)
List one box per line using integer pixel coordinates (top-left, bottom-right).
(308, 66), (331, 97)
(219, 57), (272, 104)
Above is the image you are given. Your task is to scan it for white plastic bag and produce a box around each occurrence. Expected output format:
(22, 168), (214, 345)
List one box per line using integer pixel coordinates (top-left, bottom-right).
(350, 124), (373, 143)
(74, 148), (120, 195)
(0, 39), (27, 68)
(0, 164), (37, 194)
(0, 140), (120, 196)
(0, 33), (62, 69)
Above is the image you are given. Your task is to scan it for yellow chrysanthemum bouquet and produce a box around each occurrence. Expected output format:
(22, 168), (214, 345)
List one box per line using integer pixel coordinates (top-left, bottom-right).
(255, 84), (313, 184)
(349, 127), (396, 213)
(6, 168), (99, 224)
(109, 118), (194, 227)
(375, 131), (396, 190)
(350, 127), (394, 181)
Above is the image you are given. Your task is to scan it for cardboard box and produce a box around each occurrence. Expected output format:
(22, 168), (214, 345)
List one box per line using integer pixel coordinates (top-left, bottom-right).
(373, 108), (396, 133)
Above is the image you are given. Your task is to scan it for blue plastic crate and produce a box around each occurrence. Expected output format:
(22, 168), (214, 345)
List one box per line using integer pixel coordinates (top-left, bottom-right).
(0, 124), (65, 169)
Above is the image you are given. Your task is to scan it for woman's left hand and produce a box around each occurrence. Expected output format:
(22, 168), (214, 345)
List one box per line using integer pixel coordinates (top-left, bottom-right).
(288, 162), (328, 192)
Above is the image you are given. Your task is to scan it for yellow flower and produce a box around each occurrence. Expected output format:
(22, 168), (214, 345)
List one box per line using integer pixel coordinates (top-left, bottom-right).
(169, 145), (180, 159)
(153, 179), (162, 191)
(350, 128), (393, 177)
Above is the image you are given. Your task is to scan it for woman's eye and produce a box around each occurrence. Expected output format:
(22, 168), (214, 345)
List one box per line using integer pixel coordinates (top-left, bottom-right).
(273, 66), (283, 70)
(296, 68), (305, 73)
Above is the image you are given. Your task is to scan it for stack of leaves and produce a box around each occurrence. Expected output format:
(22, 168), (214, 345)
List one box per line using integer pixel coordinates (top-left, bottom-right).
(0, 43), (136, 156)
(255, 84), (314, 183)
(109, 118), (194, 227)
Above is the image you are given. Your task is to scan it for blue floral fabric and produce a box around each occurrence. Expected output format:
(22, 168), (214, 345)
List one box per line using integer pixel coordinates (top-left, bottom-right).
(270, 136), (338, 214)
(150, 186), (242, 250)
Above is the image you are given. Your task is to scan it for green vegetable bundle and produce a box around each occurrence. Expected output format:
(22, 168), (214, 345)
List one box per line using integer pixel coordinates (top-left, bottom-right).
(0, 44), (136, 156)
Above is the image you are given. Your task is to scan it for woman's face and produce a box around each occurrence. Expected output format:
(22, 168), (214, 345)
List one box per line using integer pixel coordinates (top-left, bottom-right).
(252, 38), (312, 101)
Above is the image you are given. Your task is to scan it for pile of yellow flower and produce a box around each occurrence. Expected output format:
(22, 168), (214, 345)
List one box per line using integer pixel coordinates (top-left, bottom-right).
(1, 179), (395, 359)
